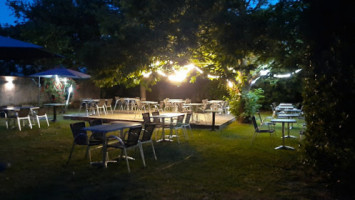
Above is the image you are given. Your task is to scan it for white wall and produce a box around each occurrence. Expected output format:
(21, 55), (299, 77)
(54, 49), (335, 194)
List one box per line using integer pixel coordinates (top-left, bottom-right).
(0, 76), (100, 107)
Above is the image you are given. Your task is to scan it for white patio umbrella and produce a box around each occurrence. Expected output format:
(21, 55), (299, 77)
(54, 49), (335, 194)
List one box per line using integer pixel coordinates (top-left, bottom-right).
(29, 66), (91, 105)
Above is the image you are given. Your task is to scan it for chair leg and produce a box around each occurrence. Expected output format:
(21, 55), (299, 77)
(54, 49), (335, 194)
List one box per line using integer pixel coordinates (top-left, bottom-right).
(123, 148), (131, 173)
(151, 142), (157, 160)
(17, 118), (21, 131)
(66, 143), (75, 166)
(36, 116), (41, 128)
(175, 129), (180, 144)
(85, 145), (91, 161)
(45, 114), (49, 127)
(251, 131), (258, 144)
(28, 117), (32, 129)
(183, 127), (189, 140)
(188, 125), (192, 135)
(139, 144), (146, 167)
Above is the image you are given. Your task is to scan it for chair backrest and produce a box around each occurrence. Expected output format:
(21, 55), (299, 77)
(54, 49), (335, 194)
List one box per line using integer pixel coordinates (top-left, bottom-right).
(70, 122), (88, 145)
(159, 101), (164, 108)
(176, 115), (184, 125)
(136, 100), (142, 107)
(125, 126), (142, 147)
(0, 111), (6, 118)
(106, 99), (113, 106)
(142, 112), (151, 124)
(185, 113), (192, 124)
(98, 99), (106, 106)
(251, 116), (259, 132)
(203, 103), (211, 111)
(151, 111), (160, 123)
(89, 119), (104, 140)
(89, 119), (103, 126)
(37, 108), (47, 115)
(141, 124), (155, 142)
(17, 108), (31, 118)
(272, 102), (277, 108)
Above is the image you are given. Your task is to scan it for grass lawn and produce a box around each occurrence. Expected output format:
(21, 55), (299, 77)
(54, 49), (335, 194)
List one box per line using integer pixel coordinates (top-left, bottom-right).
(0, 111), (331, 199)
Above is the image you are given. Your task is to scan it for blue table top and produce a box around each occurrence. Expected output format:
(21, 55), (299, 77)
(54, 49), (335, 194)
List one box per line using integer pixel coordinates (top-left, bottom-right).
(83, 122), (142, 133)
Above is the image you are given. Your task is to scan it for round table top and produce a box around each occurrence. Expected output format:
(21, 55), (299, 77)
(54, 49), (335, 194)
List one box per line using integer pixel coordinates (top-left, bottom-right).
(43, 103), (66, 106)
(184, 103), (204, 106)
(141, 101), (158, 104)
(271, 118), (297, 123)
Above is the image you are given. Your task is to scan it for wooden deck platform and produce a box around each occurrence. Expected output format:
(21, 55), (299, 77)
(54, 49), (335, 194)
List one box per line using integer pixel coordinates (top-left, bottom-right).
(63, 110), (235, 130)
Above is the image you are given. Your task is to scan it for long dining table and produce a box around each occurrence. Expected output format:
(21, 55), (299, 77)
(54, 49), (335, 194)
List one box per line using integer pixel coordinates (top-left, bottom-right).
(83, 122), (142, 168)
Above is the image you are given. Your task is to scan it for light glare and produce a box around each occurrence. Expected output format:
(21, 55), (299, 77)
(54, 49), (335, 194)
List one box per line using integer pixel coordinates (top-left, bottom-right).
(274, 73), (291, 78)
(208, 74), (220, 79)
(4, 77), (15, 91)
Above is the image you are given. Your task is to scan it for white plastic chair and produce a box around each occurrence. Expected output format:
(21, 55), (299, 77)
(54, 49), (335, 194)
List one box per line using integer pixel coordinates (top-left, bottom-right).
(36, 108), (49, 128)
(17, 108), (32, 131)
(96, 99), (107, 115)
(105, 99), (113, 114)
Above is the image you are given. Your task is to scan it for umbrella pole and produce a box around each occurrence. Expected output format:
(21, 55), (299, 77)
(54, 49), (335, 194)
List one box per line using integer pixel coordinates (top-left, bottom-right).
(38, 77), (41, 106)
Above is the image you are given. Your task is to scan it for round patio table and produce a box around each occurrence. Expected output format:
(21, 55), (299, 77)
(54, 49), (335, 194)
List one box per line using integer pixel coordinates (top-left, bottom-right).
(43, 103), (66, 122)
(271, 118), (297, 150)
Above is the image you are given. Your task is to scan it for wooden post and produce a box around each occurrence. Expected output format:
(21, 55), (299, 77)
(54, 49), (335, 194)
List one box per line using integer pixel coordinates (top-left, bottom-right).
(140, 84), (146, 101)
(211, 111), (216, 131)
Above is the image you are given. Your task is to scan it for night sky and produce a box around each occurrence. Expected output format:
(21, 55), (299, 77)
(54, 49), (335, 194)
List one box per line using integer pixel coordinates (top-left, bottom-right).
(0, 0), (32, 26)
(0, 0), (279, 26)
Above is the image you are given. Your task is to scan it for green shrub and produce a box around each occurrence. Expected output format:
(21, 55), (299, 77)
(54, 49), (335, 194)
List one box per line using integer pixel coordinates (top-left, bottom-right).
(228, 88), (264, 123)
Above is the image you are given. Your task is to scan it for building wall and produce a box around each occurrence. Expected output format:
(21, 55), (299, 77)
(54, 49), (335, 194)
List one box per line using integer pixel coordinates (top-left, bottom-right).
(0, 76), (100, 107)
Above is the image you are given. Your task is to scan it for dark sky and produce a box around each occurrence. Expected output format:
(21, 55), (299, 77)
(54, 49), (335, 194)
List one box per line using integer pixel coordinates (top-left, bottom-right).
(0, 0), (32, 26)
(0, 0), (279, 26)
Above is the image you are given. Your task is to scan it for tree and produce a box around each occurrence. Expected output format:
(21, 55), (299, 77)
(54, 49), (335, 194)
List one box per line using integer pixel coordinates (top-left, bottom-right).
(301, 0), (355, 198)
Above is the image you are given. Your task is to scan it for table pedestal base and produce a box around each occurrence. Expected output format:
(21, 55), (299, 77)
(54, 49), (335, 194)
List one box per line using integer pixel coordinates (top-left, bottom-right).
(283, 135), (297, 139)
(275, 145), (295, 150)
(90, 160), (117, 167)
(157, 138), (173, 142)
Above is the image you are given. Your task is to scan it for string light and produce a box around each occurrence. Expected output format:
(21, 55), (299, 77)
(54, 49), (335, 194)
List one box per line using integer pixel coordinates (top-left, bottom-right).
(208, 74), (220, 79)
(157, 70), (167, 77)
(142, 59), (302, 85)
(274, 73), (291, 78)
(227, 80), (234, 88)
(142, 71), (152, 78)
(4, 76), (15, 91)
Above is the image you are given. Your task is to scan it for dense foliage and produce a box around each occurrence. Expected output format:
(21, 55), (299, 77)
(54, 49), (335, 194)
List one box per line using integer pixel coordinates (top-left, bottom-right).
(301, 0), (355, 198)
(228, 88), (264, 122)
(42, 78), (76, 103)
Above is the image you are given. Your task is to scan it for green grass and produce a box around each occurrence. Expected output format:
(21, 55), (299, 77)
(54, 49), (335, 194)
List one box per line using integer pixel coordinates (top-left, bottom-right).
(0, 111), (330, 199)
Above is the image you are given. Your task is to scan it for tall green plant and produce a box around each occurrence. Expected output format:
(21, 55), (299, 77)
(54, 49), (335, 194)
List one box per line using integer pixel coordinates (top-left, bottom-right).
(228, 88), (264, 123)
(43, 78), (76, 103)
